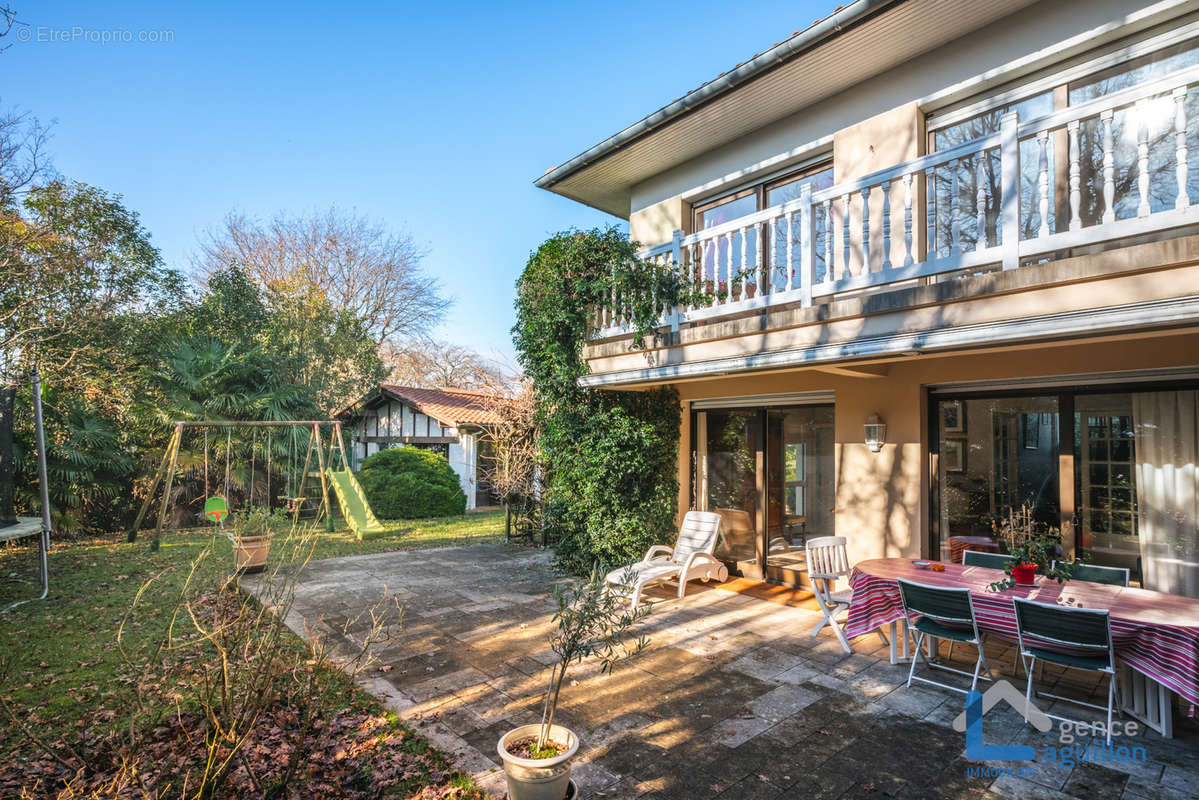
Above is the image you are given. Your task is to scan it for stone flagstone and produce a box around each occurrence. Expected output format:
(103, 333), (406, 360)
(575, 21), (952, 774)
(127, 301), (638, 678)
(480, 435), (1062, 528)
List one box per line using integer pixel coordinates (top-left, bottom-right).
(252, 541), (1199, 800)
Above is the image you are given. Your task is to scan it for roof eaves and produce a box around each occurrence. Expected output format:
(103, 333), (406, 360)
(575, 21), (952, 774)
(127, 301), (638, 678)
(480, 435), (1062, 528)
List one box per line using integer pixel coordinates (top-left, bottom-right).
(533, 0), (899, 194)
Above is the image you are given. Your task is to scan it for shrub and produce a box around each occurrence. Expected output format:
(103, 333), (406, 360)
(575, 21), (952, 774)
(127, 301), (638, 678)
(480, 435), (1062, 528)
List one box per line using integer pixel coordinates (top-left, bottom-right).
(358, 446), (466, 519)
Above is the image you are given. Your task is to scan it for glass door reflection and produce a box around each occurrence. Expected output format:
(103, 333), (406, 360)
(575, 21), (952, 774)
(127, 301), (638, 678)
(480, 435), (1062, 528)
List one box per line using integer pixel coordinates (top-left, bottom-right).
(703, 410), (761, 569)
(766, 407), (835, 580)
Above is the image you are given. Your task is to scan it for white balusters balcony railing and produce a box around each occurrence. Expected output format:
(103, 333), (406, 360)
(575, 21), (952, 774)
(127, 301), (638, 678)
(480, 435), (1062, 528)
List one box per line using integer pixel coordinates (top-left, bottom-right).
(595, 62), (1199, 340)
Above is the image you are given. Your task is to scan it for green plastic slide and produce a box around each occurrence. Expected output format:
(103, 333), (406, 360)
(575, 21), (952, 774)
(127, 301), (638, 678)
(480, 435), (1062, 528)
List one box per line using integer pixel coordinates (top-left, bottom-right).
(326, 469), (386, 540)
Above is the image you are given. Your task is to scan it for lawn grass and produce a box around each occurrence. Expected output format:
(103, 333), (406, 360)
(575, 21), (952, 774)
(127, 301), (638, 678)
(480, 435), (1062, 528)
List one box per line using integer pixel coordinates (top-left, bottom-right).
(312, 508), (505, 559)
(0, 509), (505, 796)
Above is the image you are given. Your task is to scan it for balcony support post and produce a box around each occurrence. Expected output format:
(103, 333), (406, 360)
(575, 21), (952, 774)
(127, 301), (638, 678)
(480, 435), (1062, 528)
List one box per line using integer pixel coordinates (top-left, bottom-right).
(1068, 119), (1082, 232)
(1137, 98), (1151, 218)
(800, 183), (813, 307)
(1175, 87), (1189, 212)
(999, 111), (1020, 270)
(668, 229), (683, 333)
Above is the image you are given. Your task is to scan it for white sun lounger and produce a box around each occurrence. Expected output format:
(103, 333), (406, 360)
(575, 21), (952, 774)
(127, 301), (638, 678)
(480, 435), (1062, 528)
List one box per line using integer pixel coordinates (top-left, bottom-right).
(605, 510), (729, 610)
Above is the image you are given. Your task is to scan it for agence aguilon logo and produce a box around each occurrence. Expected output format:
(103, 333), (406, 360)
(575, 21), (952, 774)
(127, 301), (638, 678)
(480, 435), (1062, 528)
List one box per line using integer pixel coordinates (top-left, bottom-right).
(953, 680), (1148, 774)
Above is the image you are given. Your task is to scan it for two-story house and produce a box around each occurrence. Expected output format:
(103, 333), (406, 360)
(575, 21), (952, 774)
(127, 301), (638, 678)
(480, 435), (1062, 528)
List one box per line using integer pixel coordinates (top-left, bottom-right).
(537, 0), (1199, 597)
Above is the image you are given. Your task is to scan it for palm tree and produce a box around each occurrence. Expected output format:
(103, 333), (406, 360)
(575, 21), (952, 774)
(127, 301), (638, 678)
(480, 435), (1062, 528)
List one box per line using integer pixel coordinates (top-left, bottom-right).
(135, 335), (320, 527)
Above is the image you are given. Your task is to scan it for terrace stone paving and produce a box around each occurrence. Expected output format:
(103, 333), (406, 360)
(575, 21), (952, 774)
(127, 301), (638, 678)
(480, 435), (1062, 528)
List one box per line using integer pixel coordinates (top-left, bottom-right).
(260, 542), (1199, 799)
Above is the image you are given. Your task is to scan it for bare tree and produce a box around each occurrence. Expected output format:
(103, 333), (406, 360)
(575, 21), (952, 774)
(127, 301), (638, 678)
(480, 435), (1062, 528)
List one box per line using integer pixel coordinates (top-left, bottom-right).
(194, 208), (449, 346)
(0, 106), (53, 208)
(382, 339), (504, 389)
(0, 6), (18, 54)
(476, 377), (539, 539)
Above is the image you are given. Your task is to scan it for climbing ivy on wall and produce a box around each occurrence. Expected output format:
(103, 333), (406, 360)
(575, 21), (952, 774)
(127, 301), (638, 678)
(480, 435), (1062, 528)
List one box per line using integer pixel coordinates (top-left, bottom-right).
(513, 227), (698, 574)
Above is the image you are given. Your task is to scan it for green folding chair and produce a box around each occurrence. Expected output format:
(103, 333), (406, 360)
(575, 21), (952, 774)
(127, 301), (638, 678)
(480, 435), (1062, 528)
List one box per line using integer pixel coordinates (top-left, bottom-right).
(962, 550), (1015, 570)
(1013, 597), (1118, 743)
(1052, 561), (1129, 587)
(898, 578), (994, 694)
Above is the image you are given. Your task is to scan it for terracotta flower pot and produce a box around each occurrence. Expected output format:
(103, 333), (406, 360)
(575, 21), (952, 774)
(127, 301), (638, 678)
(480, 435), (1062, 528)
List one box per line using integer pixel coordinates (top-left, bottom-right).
(1011, 562), (1037, 586)
(498, 724), (579, 800)
(233, 534), (270, 574)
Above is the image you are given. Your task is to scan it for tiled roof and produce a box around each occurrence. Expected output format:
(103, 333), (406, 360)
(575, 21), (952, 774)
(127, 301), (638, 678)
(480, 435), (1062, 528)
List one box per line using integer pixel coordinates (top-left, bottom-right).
(376, 385), (500, 428)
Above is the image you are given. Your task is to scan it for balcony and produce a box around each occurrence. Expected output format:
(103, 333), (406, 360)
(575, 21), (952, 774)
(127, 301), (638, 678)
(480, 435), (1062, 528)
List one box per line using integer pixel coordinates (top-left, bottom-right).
(596, 63), (1199, 341)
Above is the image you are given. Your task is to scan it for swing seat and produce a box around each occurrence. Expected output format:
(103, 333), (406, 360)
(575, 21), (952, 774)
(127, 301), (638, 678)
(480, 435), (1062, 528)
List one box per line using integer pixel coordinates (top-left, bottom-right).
(204, 496), (229, 523)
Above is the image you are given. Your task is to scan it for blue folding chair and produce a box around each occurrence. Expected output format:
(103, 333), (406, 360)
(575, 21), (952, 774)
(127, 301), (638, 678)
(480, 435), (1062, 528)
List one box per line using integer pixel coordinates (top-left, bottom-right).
(898, 578), (994, 694)
(1014, 597), (1119, 743)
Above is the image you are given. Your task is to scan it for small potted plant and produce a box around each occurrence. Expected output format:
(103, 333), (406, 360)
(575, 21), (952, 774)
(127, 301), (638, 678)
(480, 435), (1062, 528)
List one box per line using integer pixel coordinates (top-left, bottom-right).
(989, 533), (1079, 591)
(229, 507), (277, 574)
(498, 566), (650, 800)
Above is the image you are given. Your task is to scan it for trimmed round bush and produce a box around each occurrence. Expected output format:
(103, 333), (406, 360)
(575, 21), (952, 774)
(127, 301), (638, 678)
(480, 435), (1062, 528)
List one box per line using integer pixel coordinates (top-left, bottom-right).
(357, 446), (467, 519)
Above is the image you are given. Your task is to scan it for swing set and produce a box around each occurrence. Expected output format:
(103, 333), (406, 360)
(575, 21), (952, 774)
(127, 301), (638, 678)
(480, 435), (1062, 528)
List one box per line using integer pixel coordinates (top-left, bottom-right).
(128, 419), (384, 550)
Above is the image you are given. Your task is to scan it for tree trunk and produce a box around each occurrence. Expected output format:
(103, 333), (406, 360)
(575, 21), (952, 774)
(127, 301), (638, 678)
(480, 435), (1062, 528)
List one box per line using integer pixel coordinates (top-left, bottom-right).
(0, 383), (17, 526)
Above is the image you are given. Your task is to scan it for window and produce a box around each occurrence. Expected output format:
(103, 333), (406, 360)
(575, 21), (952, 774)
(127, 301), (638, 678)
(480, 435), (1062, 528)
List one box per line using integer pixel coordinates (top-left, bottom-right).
(691, 162), (834, 288)
(932, 384), (1199, 597)
(694, 190), (757, 231)
(934, 396), (1061, 552)
(926, 36), (1199, 251)
(692, 404), (834, 586)
(691, 162), (833, 232)
(932, 93), (1054, 151)
(766, 167), (835, 207)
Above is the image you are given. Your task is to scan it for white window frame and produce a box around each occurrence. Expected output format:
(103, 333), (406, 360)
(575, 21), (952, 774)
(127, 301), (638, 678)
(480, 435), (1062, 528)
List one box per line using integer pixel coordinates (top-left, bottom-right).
(926, 15), (1199, 134)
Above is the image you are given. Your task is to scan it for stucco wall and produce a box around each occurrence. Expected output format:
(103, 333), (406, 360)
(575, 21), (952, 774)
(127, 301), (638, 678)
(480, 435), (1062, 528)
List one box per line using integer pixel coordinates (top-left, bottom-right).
(630, 196), (688, 248)
(448, 432), (477, 511)
(832, 102), (926, 276)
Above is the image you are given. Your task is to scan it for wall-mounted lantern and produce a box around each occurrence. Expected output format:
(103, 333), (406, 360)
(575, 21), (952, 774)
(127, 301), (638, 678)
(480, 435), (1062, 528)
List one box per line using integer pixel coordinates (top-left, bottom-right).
(865, 414), (887, 453)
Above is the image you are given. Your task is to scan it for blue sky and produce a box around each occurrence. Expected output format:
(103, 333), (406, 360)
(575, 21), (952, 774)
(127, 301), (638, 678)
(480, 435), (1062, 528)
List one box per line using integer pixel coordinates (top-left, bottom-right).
(6, 1), (826, 364)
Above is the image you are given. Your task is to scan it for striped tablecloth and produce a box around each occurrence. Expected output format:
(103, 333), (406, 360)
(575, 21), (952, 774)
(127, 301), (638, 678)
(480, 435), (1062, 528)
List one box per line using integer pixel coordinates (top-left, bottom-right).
(845, 558), (1199, 707)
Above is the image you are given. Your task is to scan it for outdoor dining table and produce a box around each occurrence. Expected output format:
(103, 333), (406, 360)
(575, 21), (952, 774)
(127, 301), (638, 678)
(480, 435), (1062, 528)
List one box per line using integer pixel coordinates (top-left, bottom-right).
(844, 557), (1199, 735)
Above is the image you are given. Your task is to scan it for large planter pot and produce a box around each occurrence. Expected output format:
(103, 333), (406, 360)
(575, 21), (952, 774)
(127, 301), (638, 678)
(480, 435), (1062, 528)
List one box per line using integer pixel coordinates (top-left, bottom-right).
(1011, 562), (1037, 586)
(233, 534), (270, 574)
(498, 724), (579, 800)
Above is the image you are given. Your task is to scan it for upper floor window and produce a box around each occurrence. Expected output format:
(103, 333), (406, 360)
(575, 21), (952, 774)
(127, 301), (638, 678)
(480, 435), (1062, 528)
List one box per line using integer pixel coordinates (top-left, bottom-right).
(765, 167), (834, 207)
(1069, 39), (1199, 104)
(925, 35), (1199, 257)
(932, 93), (1053, 151)
(692, 162), (833, 232)
(695, 190), (757, 231)
(691, 162), (834, 286)
(930, 38), (1199, 147)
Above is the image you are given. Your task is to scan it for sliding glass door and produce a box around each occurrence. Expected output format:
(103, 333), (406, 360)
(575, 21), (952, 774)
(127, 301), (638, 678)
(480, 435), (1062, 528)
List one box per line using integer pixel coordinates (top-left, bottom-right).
(1074, 395), (1138, 576)
(933, 396), (1061, 552)
(694, 404), (834, 586)
(932, 384), (1199, 597)
(765, 407), (834, 579)
(702, 409), (760, 567)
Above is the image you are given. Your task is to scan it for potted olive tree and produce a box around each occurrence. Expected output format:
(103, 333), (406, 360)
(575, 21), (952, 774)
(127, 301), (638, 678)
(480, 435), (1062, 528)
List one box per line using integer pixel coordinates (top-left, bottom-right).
(498, 567), (650, 800)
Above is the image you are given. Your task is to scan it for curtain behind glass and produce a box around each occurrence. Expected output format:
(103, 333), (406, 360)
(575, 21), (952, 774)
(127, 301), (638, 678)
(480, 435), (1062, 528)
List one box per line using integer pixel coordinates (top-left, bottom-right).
(1132, 391), (1199, 597)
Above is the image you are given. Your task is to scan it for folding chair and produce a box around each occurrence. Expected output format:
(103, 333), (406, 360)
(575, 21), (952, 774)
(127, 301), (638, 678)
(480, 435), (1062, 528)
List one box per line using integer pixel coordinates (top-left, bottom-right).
(1014, 597), (1119, 743)
(962, 550), (1015, 570)
(898, 578), (994, 694)
(805, 536), (889, 654)
(1052, 561), (1129, 587)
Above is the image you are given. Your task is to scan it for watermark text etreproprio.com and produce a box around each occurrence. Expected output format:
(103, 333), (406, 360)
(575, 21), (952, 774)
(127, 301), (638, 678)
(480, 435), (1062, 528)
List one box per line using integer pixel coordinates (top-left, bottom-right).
(16, 25), (175, 45)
